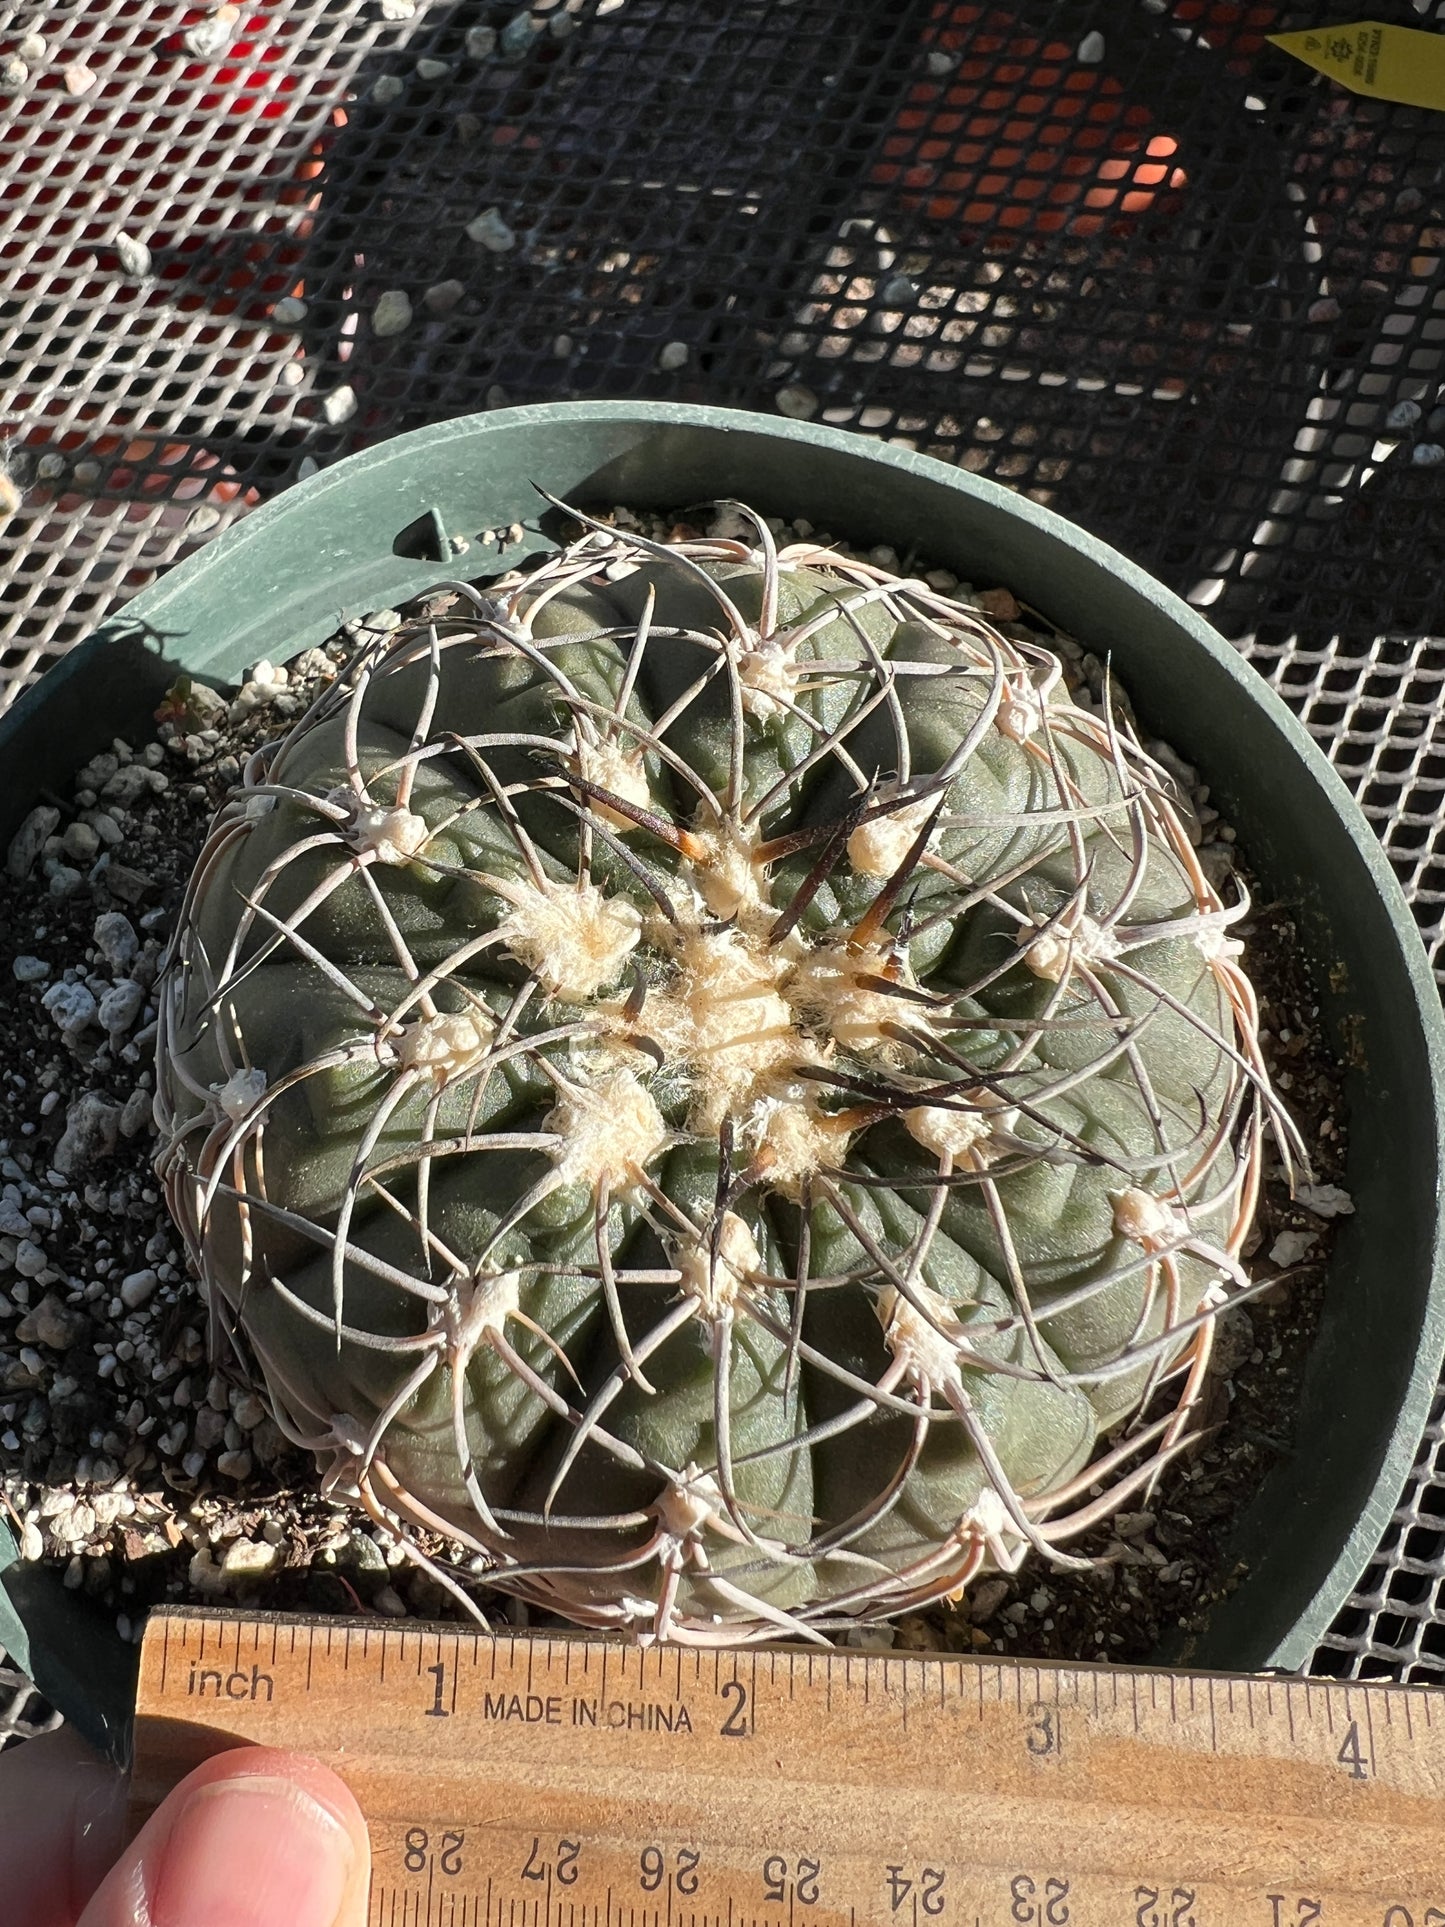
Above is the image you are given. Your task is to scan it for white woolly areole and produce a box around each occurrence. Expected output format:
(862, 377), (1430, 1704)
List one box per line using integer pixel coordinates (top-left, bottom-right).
(572, 735), (651, 832)
(1112, 1186), (1185, 1250)
(788, 939), (911, 1056)
(547, 1066), (667, 1193)
(847, 794), (938, 881)
(747, 1093), (856, 1195)
(349, 803), (432, 865)
(397, 1007), (495, 1083)
(965, 1486), (1029, 1572)
(210, 1066), (267, 1121)
(1196, 920), (1245, 962)
(735, 636), (800, 721)
(684, 822), (770, 927)
(492, 873), (642, 1003)
(1021, 912), (1120, 982)
(904, 1094), (1015, 1167)
(676, 1211), (760, 1321)
(655, 1464), (726, 1540)
(996, 682), (1045, 743)
(633, 923), (807, 1134)
(449, 1267), (522, 1353)
(877, 1279), (968, 1389)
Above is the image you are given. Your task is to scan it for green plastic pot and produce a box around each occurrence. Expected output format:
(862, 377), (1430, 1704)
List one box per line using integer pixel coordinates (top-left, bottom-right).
(3, 402), (1441, 1761)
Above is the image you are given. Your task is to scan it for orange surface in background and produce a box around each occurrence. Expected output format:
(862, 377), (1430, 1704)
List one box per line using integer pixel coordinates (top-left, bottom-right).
(871, 1), (1283, 243)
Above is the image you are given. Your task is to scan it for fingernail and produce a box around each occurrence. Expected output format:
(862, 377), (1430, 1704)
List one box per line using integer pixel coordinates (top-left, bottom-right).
(152, 1772), (355, 1927)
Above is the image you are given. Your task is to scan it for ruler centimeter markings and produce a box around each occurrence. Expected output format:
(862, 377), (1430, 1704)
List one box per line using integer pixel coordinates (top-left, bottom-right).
(133, 1609), (1445, 1927)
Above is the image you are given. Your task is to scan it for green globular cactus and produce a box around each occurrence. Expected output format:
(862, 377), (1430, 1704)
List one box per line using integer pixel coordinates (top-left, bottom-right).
(155, 504), (1298, 1644)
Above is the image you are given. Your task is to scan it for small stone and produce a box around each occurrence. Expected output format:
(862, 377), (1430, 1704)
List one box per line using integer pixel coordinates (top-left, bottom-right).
(113, 233), (153, 279)
(12, 956), (50, 984)
(415, 57), (450, 80)
(1412, 443), (1445, 468)
(552, 333), (574, 358)
(298, 456), (320, 480)
(467, 207), (516, 252)
(102, 863), (150, 905)
(500, 10), (543, 57)
(119, 1087), (155, 1140)
(47, 862), (84, 900)
(61, 819), (100, 863)
(1269, 1228), (1317, 1268)
(968, 1577), (1011, 1623)
(64, 63), (97, 96)
(370, 73), (404, 104)
(925, 50), (956, 76)
(183, 5), (240, 58)
(72, 460), (102, 486)
(221, 1536), (279, 1578)
(8, 805), (61, 879)
(54, 1093), (122, 1177)
(454, 111), (482, 141)
(657, 340), (689, 372)
(372, 289), (413, 337)
(880, 273), (917, 305)
(37, 453), (65, 481)
(120, 1268), (159, 1310)
(193, 1405), (227, 1450)
(323, 385), (358, 426)
(272, 295), (308, 326)
(775, 384), (819, 420)
(1386, 399), (1423, 431)
(92, 911), (140, 972)
(17, 32), (46, 60)
(1077, 30), (1105, 62)
(14, 1241), (48, 1281)
(1296, 1182), (1355, 1219)
(423, 279), (466, 316)
(0, 55), (29, 90)
(16, 1291), (86, 1350)
(378, 0), (416, 14)
(20, 1520), (43, 1562)
(1306, 296), (1341, 325)
(188, 504), (222, 534)
(217, 1449), (253, 1481)
(41, 979), (98, 1038)
(374, 1584), (409, 1616)
(465, 24), (498, 57)
(187, 1548), (229, 1596)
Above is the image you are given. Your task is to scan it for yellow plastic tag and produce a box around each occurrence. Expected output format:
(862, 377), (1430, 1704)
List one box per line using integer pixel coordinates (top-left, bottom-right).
(1267, 21), (1445, 110)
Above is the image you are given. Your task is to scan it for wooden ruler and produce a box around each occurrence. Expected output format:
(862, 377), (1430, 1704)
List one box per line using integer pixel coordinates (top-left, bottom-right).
(133, 1608), (1445, 1927)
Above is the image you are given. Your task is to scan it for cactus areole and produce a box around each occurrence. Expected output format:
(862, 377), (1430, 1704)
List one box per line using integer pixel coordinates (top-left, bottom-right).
(156, 504), (1298, 1645)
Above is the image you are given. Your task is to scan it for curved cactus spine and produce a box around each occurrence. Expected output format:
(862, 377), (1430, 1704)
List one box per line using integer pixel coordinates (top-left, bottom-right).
(155, 504), (1301, 1643)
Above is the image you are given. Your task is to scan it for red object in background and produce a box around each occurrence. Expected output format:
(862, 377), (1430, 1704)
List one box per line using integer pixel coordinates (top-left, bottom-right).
(871, 2), (1283, 246)
(6, 3), (334, 477)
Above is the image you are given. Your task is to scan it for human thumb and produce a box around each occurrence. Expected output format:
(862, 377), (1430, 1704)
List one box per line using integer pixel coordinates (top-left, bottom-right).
(78, 1746), (370, 1927)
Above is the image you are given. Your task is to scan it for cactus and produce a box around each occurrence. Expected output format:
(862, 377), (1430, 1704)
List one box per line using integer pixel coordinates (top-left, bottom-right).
(155, 505), (1297, 1643)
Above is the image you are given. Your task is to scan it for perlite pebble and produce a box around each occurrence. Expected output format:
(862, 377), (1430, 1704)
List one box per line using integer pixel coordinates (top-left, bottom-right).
(1386, 399), (1423, 431)
(372, 289), (413, 337)
(0, 55), (29, 90)
(1413, 443), (1445, 467)
(114, 233), (153, 278)
(415, 57), (450, 80)
(657, 341), (689, 372)
(775, 383), (820, 420)
(1077, 30), (1105, 61)
(272, 295), (308, 325)
(467, 207), (515, 251)
(8, 805), (61, 879)
(93, 910), (140, 972)
(221, 1537), (279, 1578)
(183, 5), (239, 57)
(378, 0), (416, 15)
(61, 820), (100, 863)
(465, 24), (498, 56)
(370, 73), (404, 104)
(17, 32), (46, 60)
(323, 385), (358, 426)
(500, 9), (543, 56)
(99, 978), (146, 1035)
(41, 979), (98, 1037)
(53, 1093), (122, 1177)
(12, 956), (50, 983)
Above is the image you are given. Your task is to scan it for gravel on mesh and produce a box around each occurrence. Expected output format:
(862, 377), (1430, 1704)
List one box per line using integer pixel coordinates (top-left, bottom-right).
(0, 506), (1347, 1663)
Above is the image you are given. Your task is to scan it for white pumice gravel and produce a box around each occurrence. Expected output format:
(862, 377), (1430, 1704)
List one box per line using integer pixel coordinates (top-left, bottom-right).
(0, 514), (1347, 1663)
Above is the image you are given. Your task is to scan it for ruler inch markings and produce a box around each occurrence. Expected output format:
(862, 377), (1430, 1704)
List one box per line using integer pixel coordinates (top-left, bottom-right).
(134, 1608), (1445, 1926)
